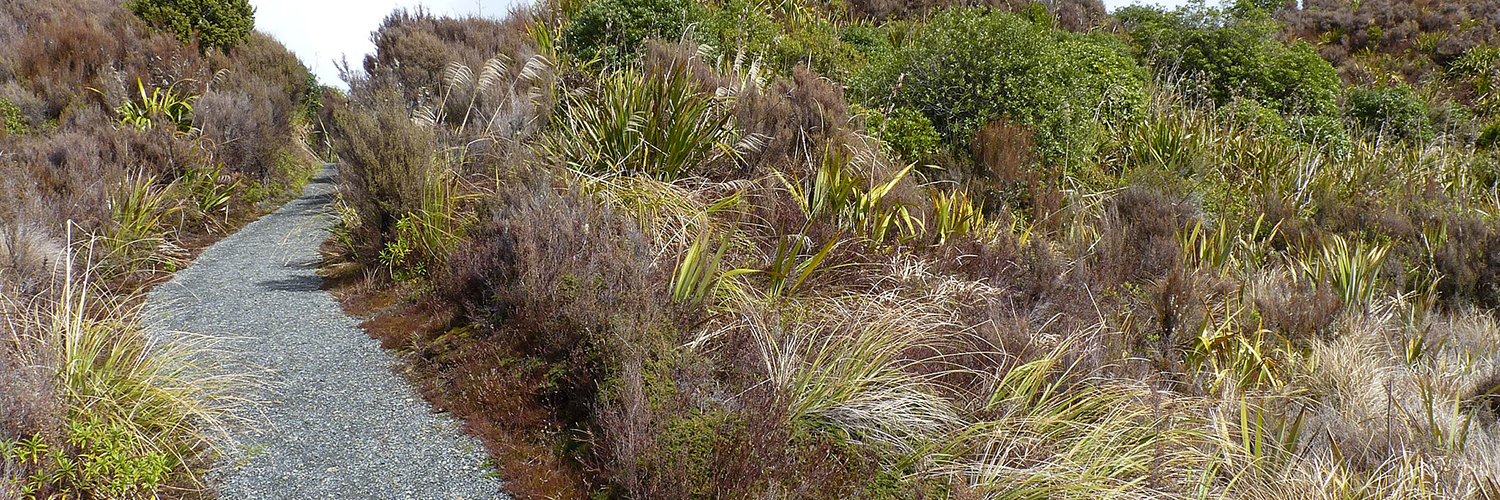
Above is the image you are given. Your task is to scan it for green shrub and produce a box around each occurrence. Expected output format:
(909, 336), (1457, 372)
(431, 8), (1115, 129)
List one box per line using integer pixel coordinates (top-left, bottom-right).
(1345, 83), (1433, 143)
(0, 98), (28, 136)
(1218, 98), (1287, 136)
(1480, 121), (1500, 150)
(126, 0), (256, 53)
(1119, 3), (1340, 117)
(869, 107), (941, 160)
(703, 0), (871, 79)
(564, 0), (701, 67)
(852, 7), (1147, 165)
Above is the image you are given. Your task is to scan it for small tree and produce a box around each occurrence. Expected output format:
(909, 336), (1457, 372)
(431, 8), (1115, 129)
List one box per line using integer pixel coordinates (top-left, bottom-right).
(128, 0), (256, 53)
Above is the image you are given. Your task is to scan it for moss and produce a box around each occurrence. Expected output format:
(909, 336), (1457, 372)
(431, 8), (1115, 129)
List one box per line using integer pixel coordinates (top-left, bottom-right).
(658, 409), (735, 499)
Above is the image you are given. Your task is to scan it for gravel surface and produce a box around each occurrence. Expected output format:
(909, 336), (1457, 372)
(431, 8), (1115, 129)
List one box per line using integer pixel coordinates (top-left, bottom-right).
(144, 167), (506, 499)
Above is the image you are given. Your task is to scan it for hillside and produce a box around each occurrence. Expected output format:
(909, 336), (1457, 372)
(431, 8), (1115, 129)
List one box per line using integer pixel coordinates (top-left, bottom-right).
(319, 0), (1500, 498)
(1, 0), (321, 497)
(2, 0), (1497, 498)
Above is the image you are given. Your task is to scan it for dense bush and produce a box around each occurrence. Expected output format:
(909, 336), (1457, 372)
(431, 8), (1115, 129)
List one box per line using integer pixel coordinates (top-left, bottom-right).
(326, 2), (1500, 499)
(328, 96), (434, 258)
(1120, 3), (1341, 117)
(1345, 82), (1433, 142)
(870, 107), (942, 161)
(564, 0), (701, 67)
(126, 0), (255, 52)
(0, 0), (323, 497)
(852, 7), (1147, 166)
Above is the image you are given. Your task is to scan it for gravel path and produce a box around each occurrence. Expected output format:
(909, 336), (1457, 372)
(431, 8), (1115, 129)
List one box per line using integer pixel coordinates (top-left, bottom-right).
(144, 167), (506, 499)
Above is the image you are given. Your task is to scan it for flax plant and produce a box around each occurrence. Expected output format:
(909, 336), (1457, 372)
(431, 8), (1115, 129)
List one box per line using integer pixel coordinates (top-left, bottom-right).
(546, 63), (753, 181)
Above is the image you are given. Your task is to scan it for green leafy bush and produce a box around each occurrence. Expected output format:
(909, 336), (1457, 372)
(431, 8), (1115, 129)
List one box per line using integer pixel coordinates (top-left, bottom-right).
(852, 7), (1147, 165)
(1345, 82), (1433, 143)
(126, 0), (255, 53)
(0, 98), (28, 136)
(1119, 3), (1340, 117)
(1218, 98), (1287, 136)
(564, 0), (701, 67)
(1480, 121), (1500, 150)
(869, 107), (941, 160)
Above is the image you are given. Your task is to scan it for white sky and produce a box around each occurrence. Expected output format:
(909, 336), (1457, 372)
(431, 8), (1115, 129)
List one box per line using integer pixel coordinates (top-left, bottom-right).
(250, 0), (527, 88)
(251, 0), (1190, 88)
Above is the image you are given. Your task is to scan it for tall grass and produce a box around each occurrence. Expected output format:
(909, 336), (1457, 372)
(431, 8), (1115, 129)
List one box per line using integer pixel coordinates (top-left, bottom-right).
(738, 296), (962, 455)
(101, 172), (183, 279)
(3, 240), (247, 497)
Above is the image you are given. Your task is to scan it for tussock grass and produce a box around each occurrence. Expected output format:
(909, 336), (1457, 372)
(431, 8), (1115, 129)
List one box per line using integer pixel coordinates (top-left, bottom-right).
(3, 241), (249, 496)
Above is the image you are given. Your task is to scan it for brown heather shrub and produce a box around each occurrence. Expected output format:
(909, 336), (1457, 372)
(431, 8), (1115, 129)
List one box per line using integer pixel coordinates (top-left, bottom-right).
(1, 123), (203, 232)
(229, 32), (311, 104)
(363, 8), (534, 104)
(1091, 186), (1192, 286)
(973, 119), (1036, 185)
(328, 96), (435, 256)
(196, 84), (294, 181)
(440, 177), (670, 411)
(732, 66), (853, 178)
(1433, 215), (1500, 309)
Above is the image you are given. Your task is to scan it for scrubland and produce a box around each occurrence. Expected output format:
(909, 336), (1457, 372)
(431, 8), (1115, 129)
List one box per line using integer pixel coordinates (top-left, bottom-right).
(321, 0), (1500, 498)
(1, 0), (321, 497)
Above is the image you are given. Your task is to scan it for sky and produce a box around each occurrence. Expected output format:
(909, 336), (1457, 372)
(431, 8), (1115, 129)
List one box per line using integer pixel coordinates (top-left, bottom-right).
(251, 0), (1190, 88)
(250, 0), (525, 87)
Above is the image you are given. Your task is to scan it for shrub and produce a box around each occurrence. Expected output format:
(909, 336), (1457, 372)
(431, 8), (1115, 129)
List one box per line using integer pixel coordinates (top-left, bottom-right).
(195, 85), (292, 181)
(852, 7), (1147, 166)
(1218, 97), (1288, 136)
(1120, 3), (1341, 117)
(564, 0), (701, 67)
(733, 66), (853, 177)
(869, 107), (941, 161)
(0, 98), (28, 136)
(1478, 121), (1500, 149)
(1345, 82), (1433, 143)
(126, 0), (255, 52)
(328, 96), (435, 258)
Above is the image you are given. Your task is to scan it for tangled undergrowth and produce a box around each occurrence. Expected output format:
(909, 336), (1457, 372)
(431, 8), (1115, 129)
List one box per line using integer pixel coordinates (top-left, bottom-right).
(323, 0), (1500, 499)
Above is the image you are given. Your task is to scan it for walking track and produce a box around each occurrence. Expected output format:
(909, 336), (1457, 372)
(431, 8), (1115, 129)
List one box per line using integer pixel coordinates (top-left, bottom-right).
(144, 167), (506, 499)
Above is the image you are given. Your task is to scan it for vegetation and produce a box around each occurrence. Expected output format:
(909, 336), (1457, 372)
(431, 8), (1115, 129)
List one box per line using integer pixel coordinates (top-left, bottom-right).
(319, 0), (1500, 498)
(126, 0), (256, 52)
(853, 7), (1147, 165)
(1, 0), (319, 497)
(1119, 2), (1342, 117)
